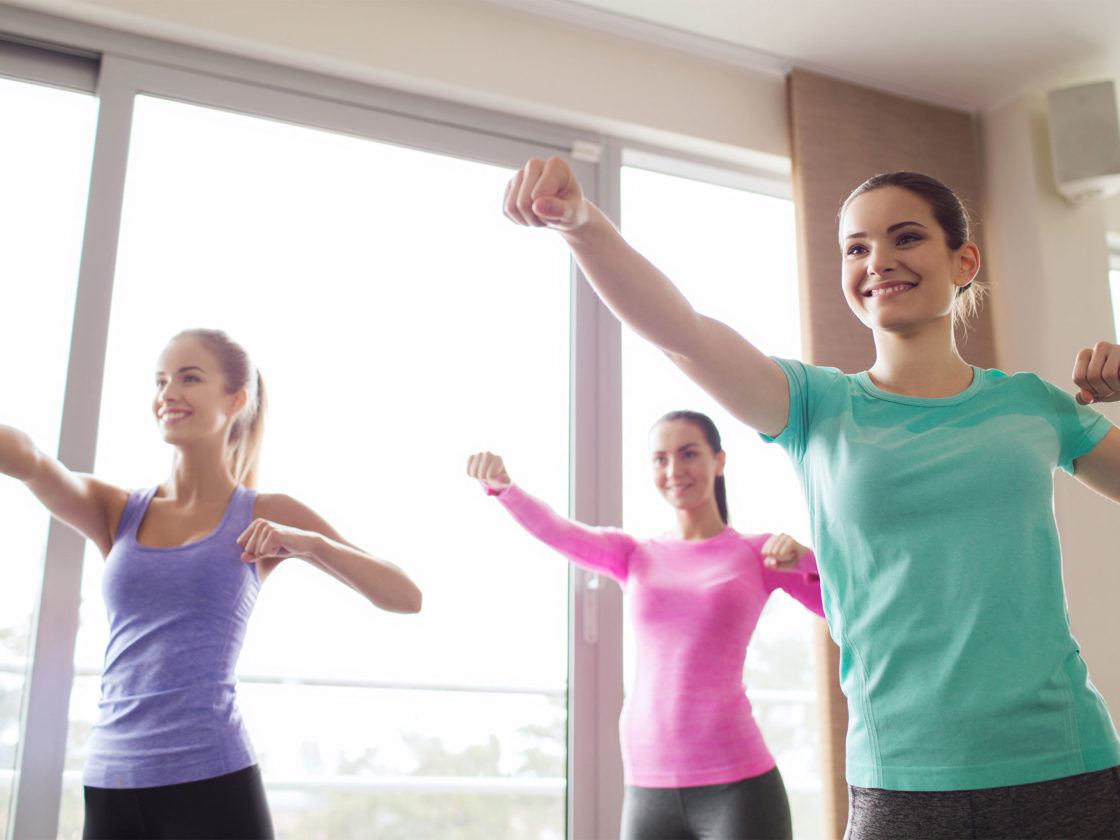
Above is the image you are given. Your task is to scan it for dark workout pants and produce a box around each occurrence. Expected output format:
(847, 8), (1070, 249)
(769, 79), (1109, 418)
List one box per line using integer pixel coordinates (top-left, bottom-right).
(83, 765), (274, 840)
(621, 766), (793, 839)
(844, 766), (1120, 839)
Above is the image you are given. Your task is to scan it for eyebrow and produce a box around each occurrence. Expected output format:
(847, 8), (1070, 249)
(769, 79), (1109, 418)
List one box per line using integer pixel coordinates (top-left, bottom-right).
(155, 366), (207, 376)
(651, 443), (702, 456)
(844, 220), (927, 240)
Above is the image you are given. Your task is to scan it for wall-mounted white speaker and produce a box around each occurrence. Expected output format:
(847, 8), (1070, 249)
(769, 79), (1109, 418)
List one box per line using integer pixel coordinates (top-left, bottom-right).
(1047, 80), (1120, 203)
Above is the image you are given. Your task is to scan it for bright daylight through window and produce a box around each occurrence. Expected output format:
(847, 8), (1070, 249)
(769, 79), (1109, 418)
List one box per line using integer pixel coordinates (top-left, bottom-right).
(58, 96), (572, 840)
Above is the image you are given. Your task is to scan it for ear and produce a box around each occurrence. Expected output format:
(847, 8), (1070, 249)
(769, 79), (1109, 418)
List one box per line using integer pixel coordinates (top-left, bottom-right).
(227, 388), (249, 419)
(955, 241), (981, 288)
(715, 449), (727, 476)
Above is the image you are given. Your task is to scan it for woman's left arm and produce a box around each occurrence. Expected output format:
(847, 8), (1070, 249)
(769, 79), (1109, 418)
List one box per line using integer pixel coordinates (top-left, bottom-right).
(1071, 341), (1120, 504)
(238, 493), (422, 614)
(1073, 427), (1120, 504)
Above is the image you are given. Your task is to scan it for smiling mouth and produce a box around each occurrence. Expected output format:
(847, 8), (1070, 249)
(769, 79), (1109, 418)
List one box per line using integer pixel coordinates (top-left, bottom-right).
(864, 283), (916, 299)
(159, 411), (192, 424)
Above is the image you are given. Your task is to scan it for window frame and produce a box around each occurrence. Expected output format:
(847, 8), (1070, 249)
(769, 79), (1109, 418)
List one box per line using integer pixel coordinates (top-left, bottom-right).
(0, 7), (794, 838)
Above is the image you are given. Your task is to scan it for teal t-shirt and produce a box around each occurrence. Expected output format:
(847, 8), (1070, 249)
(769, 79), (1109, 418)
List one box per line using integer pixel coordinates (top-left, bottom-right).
(764, 358), (1119, 791)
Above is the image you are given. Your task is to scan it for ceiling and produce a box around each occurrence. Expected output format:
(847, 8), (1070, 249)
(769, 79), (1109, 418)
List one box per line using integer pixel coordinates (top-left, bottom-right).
(7, 0), (1120, 113)
(485, 0), (1120, 111)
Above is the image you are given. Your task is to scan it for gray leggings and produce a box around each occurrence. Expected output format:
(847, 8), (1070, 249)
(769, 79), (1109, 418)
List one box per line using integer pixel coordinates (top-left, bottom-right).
(621, 766), (792, 840)
(844, 766), (1120, 839)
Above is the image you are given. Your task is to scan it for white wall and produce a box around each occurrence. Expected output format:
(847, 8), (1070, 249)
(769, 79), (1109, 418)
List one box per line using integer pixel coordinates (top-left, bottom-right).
(981, 92), (1120, 710)
(1107, 195), (1120, 235)
(10, 0), (789, 170)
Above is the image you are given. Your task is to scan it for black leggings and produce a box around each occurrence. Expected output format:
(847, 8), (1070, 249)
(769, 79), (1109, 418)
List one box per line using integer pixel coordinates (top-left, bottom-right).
(844, 766), (1120, 840)
(621, 766), (793, 840)
(83, 765), (274, 840)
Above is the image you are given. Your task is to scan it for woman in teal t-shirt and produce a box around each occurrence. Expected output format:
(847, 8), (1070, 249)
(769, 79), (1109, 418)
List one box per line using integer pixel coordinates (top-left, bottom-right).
(503, 159), (1120, 837)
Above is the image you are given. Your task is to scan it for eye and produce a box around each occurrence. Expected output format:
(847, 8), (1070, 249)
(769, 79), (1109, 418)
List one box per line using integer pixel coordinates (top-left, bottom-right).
(684, 450), (698, 460)
(897, 232), (922, 245)
(653, 455), (667, 466)
(845, 243), (867, 257)
(155, 378), (167, 390)
(183, 374), (200, 383)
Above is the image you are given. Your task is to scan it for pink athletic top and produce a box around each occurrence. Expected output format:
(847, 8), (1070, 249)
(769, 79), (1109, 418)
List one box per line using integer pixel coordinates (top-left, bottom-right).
(491, 483), (824, 788)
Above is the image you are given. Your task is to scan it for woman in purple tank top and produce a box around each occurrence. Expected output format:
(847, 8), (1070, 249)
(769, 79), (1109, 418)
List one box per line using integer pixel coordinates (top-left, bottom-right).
(0, 328), (422, 839)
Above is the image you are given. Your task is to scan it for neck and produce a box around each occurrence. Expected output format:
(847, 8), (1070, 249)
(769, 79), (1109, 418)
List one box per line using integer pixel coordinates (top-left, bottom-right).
(868, 317), (973, 398)
(674, 501), (726, 541)
(164, 442), (238, 504)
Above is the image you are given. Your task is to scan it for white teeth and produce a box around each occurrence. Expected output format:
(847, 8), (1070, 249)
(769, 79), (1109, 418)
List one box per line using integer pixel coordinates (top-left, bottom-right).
(867, 284), (914, 297)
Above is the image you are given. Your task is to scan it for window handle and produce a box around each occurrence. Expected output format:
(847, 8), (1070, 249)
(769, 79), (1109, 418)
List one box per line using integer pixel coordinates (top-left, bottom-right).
(582, 571), (600, 644)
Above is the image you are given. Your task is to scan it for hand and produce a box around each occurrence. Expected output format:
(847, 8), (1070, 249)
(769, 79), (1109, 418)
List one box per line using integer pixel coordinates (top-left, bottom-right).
(236, 518), (317, 564)
(761, 532), (808, 570)
(1073, 341), (1120, 404)
(466, 451), (512, 492)
(503, 156), (590, 232)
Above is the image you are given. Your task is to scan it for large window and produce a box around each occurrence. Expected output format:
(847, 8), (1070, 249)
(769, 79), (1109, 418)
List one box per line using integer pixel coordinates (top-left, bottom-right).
(0, 74), (95, 827)
(58, 95), (572, 839)
(1, 20), (819, 839)
(620, 164), (823, 839)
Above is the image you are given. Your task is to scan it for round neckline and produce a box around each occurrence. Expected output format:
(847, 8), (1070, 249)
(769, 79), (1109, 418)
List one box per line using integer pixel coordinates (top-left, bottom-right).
(658, 525), (735, 545)
(855, 366), (985, 406)
(130, 486), (243, 553)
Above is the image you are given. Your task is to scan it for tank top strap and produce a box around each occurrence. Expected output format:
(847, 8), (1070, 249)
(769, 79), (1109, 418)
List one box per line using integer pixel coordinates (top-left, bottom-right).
(113, 486), (159, 542)
(221, 485), (259, 537)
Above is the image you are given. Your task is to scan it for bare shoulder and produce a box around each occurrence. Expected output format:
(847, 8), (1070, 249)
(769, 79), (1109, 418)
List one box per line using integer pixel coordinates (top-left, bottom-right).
(253, 492), (308, 521)
(92, 476), (131, 519)
(252, 492), (340, 536)
(76, 474), (131, 554)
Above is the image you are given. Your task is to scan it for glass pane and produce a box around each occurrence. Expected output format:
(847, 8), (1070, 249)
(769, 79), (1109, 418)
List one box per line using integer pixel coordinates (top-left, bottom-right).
(61, 95), (570, 838)
(620, 166), (822, 838)
(0, 75), (95, 826)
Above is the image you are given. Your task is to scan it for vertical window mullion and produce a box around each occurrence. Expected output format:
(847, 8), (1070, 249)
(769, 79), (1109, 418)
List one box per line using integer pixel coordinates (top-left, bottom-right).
(567, 146), (625, 840)
(9, 57), (135, 840)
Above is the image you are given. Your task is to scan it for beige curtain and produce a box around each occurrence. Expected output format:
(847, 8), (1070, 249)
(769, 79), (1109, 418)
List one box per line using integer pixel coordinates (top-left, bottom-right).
(786, 68), (998, 838)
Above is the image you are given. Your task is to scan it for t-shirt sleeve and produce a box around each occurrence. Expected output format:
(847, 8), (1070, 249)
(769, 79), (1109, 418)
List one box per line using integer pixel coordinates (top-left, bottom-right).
(490, 484), (635, 583)
(758, 357), (844, 463)
(1037, 377), (1115, 474)
(757, 536), (825, 618)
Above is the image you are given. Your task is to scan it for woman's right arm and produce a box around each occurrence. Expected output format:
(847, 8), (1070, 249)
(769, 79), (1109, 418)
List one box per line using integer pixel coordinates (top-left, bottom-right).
(0, 424), (125, 555)
(505, 157), (791, 437)
(466, 451), (633, 582)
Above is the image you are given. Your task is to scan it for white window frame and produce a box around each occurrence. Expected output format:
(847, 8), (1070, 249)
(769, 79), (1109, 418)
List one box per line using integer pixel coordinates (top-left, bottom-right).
(1, 8), (792, 838)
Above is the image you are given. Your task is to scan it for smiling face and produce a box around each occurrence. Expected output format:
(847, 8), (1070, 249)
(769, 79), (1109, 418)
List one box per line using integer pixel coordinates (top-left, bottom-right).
(649, 419), (726, 515)
(153, 337), (247, 448)
(840, 186), (979, 334)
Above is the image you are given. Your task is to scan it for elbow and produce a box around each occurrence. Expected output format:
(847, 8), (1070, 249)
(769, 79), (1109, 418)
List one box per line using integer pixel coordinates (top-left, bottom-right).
(402, 586), (423, 614)
(379, 582), (422, 614)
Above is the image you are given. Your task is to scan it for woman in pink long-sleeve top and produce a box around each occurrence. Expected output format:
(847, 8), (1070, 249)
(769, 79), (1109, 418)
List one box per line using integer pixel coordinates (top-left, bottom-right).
(467, 410), (824, 840)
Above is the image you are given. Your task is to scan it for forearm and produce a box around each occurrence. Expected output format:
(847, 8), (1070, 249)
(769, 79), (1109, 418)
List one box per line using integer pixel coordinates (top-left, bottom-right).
(304, 534), (422, 614)
(496, 485), (630, 581)
(563, 206), (704, 356)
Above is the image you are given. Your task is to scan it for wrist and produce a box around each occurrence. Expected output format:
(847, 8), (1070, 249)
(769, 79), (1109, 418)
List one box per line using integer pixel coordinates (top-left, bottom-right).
(560, 203), (610, 246)
(301, 532), (328, 564)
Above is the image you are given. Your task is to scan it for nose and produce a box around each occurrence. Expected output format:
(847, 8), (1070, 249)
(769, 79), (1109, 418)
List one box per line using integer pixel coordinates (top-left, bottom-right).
(868, 246), (897, 277)
(668, 457), (686, 478)
(156, 381), (180, 406)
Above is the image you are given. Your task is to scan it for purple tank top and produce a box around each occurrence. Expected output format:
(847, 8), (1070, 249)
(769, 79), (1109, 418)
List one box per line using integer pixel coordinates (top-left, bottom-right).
(84, 485), (261, 788)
